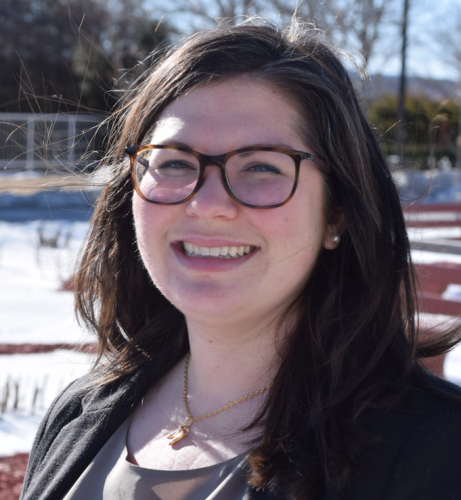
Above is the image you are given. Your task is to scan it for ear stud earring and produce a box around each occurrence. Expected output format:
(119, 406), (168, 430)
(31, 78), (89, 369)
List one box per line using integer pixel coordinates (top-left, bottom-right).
(332, 234), (340, 243)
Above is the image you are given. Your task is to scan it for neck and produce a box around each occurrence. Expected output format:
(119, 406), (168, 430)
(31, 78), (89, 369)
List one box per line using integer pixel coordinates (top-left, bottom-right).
(183, 315), (282, 418)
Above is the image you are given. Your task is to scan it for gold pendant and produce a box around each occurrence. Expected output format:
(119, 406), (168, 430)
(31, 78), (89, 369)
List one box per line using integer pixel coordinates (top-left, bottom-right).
(167, 427), (188, 445)
(167, 417), (193, 446)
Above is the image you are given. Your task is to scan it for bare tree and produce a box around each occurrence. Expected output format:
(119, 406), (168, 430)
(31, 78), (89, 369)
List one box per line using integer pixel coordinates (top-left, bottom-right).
(435, 6), (461, 80)
(152, 0), (398, 72)
(396, 0), (409, 160)
(157, 0), (253, 31)
(0, 0), (170, 113)
(263, 0), (332, 31)
(271, 0), (400, 70)
(433, 6), (461, 167)
(329, 0), (393, 65)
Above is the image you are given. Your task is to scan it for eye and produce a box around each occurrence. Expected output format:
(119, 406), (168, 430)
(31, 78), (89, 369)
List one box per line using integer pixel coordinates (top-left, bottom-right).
(158, 160), (197, 170)
(153, 159), (199, 179)
(243, 162), (281, 174)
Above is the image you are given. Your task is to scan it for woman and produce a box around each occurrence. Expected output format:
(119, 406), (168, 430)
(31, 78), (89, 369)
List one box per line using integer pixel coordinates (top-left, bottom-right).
(21, 19), (461, 500)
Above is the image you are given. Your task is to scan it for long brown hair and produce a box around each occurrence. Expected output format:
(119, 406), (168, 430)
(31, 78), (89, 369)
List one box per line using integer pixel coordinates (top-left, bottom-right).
(75, 19), (459, 499)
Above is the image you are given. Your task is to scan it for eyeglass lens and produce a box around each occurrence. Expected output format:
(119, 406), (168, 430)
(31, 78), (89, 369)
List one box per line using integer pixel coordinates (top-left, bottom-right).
(134, 148), (297, 206)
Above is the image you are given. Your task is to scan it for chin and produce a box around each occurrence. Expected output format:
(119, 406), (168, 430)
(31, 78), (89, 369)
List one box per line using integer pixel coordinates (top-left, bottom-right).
(164, 281), (252, 320)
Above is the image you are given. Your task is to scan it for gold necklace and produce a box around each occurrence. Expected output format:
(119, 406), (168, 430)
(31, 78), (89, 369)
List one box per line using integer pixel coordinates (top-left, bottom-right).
(167, 351), (273, 446)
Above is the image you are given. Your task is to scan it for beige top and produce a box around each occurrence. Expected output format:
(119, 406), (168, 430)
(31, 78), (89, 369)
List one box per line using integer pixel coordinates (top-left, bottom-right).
(62, 418), (251, 500)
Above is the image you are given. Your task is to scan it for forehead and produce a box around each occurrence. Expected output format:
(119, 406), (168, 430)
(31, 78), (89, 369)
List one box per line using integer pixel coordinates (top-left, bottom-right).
(149, 78), (308, 154)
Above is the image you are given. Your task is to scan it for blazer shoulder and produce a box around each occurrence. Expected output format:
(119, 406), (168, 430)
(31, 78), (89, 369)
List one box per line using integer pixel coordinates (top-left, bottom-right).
(35, 372), (97, 441)
(344, 374), (461, 500)
(381, 385), (461, 500)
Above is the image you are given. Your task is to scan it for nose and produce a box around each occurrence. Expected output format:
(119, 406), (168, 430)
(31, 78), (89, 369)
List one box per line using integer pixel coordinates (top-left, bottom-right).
(185, 165), (239, 220)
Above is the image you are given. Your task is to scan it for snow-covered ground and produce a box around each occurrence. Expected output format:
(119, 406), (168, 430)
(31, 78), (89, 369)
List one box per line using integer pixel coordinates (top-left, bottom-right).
(0, 350), (94, 455)
(1, 218), (461, 456)
(410, 230), (461, 268)
(0, 220), (95, 456)
(0, 221), (92, 345)
(405, 225), (461, 384)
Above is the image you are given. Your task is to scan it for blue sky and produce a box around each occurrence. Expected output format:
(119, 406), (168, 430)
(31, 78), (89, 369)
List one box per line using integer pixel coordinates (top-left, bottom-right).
(367, 0), (460, 81)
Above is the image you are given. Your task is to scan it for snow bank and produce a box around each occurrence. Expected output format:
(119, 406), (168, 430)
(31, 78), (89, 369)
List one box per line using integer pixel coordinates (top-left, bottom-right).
(0, 349), (94, 456)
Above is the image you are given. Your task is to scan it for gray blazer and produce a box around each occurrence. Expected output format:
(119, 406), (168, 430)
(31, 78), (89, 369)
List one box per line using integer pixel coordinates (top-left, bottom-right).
(20, 357), (461, 500)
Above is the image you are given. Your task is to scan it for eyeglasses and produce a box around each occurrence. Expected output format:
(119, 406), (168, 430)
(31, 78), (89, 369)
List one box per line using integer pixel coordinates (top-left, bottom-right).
(125, 144), (329, 209)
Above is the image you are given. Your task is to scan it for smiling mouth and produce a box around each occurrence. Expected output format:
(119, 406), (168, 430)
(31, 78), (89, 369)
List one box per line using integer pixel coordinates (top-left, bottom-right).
(182, 241), (255, 259)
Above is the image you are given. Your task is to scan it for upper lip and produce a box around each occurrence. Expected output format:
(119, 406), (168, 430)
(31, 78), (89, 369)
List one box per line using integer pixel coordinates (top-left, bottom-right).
(173, 237), (258, 248)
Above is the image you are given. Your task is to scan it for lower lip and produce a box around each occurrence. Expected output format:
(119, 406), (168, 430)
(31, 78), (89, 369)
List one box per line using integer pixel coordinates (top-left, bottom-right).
(171, 243), (258, 272)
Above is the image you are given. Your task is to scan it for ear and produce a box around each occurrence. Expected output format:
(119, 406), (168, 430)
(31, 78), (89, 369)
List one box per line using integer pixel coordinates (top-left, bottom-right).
(323, 209), (346, 250)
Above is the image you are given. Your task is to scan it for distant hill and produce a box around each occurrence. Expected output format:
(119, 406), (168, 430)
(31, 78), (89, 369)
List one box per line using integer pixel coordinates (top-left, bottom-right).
(359, 75), (458, 101)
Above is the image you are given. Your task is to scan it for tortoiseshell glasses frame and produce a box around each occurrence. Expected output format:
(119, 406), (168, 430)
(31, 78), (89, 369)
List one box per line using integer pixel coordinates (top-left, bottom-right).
(125, 144), (330, 209)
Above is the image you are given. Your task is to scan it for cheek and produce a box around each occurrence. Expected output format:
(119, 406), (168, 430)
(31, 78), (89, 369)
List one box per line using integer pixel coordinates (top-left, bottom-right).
(268, 195), (327, 292)
(278, 194), (326, 247)
(132, 195), (150, 251)
(132, 195), (164, 266)
(252, 205), (325, 277)
(294, 178), (329, 244)
(132, 197), (173, 294)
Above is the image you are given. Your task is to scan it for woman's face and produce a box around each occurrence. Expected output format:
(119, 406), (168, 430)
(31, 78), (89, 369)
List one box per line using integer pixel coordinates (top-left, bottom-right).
(133, 77), (338, 330)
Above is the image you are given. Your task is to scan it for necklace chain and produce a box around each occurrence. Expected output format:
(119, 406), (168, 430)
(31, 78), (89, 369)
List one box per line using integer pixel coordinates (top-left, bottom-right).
(167, 350), (273, 446)
(183, 351), (273, 421)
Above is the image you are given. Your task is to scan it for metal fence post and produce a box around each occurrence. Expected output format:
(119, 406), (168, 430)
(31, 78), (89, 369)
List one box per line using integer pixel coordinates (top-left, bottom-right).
(26, 116), (35, 171)
(67, 115), (76, 168)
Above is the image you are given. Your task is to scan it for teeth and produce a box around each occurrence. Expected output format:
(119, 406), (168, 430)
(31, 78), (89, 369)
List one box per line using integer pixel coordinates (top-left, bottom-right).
(182, 242), (253, 259)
